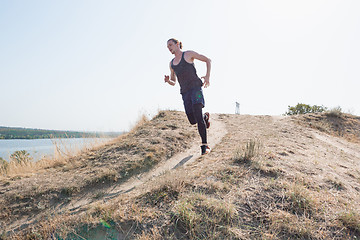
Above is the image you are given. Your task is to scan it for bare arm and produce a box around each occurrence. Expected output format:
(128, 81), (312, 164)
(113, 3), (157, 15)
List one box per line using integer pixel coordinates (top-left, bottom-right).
(164, 61), (176, 86)
(186, 51), (211, 88)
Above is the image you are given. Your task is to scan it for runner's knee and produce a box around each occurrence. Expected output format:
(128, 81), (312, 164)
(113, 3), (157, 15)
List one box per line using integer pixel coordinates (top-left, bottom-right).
(186, 112), (197, 125)
(193, 104), (205, 124)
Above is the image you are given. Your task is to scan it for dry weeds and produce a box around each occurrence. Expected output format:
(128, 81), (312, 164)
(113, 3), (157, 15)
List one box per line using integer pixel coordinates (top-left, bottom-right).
(2, 112), (360, 239)
(296, 112), (360, 143)
(0, 110), (196, 237)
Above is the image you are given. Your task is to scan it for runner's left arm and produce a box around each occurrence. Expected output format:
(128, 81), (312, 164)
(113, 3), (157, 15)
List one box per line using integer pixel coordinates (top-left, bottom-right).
(188, 51), (211, 88)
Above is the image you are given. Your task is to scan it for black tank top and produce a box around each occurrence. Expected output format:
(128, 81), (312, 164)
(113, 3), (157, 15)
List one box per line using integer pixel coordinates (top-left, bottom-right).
(171, 52), (203, 94)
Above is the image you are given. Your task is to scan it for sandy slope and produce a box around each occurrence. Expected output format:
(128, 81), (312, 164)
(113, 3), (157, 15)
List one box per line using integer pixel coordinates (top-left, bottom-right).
(1, 113), (227, 234)
(62, 114), (228, 214)
(2, 112), (360, 238)
(100, 113), (360, 238)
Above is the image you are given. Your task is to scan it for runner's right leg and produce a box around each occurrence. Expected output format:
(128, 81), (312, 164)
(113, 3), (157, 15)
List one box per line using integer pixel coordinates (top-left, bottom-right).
(182, 91), (197, 125)
(193, 103), (207, 145)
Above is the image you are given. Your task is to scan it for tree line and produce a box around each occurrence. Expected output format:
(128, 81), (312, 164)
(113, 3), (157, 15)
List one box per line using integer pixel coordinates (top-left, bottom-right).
(0, 126), (122, 139)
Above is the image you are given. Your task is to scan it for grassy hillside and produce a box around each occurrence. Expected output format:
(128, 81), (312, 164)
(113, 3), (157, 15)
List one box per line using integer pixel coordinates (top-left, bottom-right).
(0, 111), (359, 239)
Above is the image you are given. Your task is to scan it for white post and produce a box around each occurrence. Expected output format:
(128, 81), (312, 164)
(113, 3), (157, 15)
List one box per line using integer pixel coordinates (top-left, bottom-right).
(235, 102), (240, 115)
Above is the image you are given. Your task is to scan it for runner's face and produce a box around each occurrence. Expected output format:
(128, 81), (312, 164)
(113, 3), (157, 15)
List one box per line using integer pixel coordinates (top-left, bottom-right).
(167, 41), (178, 54)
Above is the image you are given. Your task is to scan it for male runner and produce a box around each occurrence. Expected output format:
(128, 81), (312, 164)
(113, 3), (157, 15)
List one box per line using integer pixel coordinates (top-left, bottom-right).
(164, 38), (211, 155)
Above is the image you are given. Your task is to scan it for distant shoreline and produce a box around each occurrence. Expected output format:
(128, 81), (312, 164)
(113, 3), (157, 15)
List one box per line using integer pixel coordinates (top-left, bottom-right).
(0, 126), (124, 140)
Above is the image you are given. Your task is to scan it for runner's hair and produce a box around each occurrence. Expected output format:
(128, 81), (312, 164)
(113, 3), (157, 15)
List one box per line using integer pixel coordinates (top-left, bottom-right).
(168, 38), (182, 49)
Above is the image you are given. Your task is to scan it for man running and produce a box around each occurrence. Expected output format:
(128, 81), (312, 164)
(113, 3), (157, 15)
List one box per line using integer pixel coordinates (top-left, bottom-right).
(164, 38), (211, 155)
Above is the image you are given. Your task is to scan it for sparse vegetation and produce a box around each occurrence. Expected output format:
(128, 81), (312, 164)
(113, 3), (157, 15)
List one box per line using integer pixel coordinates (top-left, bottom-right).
(233, 139), (261, 163)
(172, 192), (238, 238)
(10, 150), (32, 165)
(326, 106), (343, 118)
(0, 110), (198, 238)
(338, 210), (360, 234)
(269, 209), (316, 239)
(0, 157), (9, 174)
(1, 110), (360, 239)
(284, 183), (316, 216)
(0, 140), (108, 177)
(285, 103), (327, 115)
(295, 109), (360, 143)
(326, 178), (346, 190)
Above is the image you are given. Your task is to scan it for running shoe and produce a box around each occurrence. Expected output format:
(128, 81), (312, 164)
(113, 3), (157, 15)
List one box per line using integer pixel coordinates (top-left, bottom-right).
(204, 112), (210, 129)
(201, 145), (211, 155)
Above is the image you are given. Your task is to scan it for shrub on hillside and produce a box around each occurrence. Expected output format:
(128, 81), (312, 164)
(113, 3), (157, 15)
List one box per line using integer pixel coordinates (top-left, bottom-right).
(10, 150), (32, 165)
(233, 139), (261, 163)
(285, 103), (327, 116)
(325, 106), (343, 118)
(0, 157), (9, 174)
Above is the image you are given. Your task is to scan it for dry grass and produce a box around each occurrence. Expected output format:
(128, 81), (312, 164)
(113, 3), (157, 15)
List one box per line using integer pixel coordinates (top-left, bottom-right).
(325, 106), (343, 118)
(283, 182), (318, 217)
(268, 209), (316, 239)
(296, 112), (360, 143)
(338, 210), (360, 235)
(0, 110), (197, 238)
(171, 192), (238, 238)
(2, 111), (360, 239)
(0, 137), (111, 179)
(233, 139), (262, 164)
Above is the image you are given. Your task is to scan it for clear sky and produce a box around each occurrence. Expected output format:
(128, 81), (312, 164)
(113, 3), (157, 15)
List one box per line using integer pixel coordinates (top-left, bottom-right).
(1, 0), (359, 132)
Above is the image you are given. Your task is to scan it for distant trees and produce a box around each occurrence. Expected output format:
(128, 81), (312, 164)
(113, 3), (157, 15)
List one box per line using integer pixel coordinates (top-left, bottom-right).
(285, 103), (327, 116)
(0, 128), (92, 139)
(0, 127), (122, 139)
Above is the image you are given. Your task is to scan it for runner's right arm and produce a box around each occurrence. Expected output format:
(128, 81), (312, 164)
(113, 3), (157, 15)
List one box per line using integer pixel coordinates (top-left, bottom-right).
(164, 62), (176, 86)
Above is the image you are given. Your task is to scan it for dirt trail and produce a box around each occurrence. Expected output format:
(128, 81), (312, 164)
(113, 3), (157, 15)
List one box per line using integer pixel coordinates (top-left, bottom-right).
(64, 114), (227, 213)
(313, 132), (360, 158)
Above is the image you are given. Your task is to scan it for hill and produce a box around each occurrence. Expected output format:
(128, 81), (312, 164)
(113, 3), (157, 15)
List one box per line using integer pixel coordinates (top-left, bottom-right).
(0, 111), (359, 239)
(0, 126), (123, 139)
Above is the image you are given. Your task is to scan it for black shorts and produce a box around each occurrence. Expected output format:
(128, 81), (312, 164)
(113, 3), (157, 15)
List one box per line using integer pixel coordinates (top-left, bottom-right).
(181, 86), (205, 114)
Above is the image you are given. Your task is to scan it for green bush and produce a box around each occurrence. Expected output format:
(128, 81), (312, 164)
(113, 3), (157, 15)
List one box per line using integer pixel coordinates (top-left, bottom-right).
(10, 150), (32, 165)
(285, 103), (327, 116)
(0, 157), (9, 174)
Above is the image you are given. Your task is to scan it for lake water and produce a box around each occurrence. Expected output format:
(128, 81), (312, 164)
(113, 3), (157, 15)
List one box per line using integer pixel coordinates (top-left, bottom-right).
(0, 138), (111, 162)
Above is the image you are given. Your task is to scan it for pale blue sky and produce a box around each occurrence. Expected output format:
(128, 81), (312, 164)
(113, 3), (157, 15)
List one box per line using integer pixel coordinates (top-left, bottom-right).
(1, 0), (359, 132)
